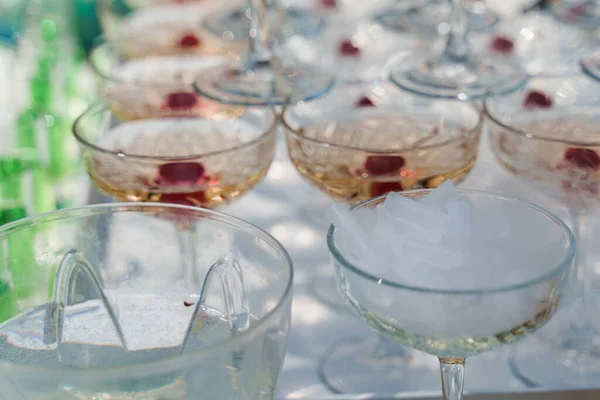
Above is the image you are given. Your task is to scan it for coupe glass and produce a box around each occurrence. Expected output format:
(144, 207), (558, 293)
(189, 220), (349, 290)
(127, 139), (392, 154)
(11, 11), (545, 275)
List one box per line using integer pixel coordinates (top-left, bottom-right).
(580, 48), (600, 81)
(375, 0), (499, 35)
(193, 0), (334, 105)
(0, 202), (293, 399)
(73, 102), (276, 208)
(485, 74), (600, 386)
(283, 81), (483, 393)
(329, 189), (574, 400)
(389, 0), (528, 99)
(550, 0), (600, 29)
(89, 41), (243, 120)
(97, 0), (242, 59)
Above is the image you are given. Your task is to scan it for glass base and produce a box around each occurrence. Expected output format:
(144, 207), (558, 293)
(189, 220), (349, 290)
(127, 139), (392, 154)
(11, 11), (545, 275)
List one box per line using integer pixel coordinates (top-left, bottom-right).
(510, 331), (600, 388)
(318, 335), (441, 394)
(203, 6), (326, 41)
(581, 50), (600, 82)
(194, 62), (334, 106)
(390, 55), (528, 99)
(551, 1), (600, 29)
(375, 1), (499, 35)
(309, 264), (354, 314)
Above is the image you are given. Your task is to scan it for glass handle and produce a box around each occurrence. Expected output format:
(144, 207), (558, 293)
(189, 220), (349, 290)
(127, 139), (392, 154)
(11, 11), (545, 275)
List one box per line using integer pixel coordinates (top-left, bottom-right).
(249, 0), (273, 65)
(444, 0), (470, 61)
(439, 357), (466, 400)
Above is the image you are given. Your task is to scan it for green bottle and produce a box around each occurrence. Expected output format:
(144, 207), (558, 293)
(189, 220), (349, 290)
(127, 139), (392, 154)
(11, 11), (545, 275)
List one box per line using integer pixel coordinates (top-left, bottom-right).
(0, 280), (18, 323)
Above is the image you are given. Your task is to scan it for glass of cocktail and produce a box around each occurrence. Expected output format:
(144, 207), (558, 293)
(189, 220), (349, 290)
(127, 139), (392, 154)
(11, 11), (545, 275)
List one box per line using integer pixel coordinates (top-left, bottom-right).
(73, 102), (276, 208)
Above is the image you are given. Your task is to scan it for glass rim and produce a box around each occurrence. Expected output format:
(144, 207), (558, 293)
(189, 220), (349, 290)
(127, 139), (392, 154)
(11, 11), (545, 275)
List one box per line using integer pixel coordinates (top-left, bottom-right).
(483, 76), (600, 147)
(0, 202), (294, 377)
(72, 101), (277, 162)
(327, 188), (575, 296)
(281, 96), (484, 154)
(88, 40), (228, 89)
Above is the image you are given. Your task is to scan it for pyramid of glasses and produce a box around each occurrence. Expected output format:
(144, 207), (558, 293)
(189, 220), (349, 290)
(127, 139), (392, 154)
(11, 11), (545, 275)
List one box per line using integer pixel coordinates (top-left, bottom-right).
(80, 0), (282, 209)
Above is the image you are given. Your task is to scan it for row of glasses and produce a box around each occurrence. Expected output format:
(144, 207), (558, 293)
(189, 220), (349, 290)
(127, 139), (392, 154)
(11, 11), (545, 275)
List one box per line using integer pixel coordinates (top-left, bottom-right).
(283, 80), (483, 393)
(83, 1), (600, 396)
(278, 4), (600, 391)
(486, 74), (600, 387)
(80, 0), (288, 323)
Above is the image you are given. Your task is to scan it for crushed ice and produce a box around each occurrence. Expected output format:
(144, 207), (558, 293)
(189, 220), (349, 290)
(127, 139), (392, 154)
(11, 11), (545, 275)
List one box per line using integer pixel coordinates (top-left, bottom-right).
(327, 180), (565, 292)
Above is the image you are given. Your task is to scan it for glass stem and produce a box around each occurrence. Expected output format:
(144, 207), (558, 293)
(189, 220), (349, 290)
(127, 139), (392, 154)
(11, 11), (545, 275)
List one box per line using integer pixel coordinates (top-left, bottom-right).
(439, 357), (465, 400)
(568, 209), (591, 335)
(248, 0), (273, 66)
(443, 0), (470, 62)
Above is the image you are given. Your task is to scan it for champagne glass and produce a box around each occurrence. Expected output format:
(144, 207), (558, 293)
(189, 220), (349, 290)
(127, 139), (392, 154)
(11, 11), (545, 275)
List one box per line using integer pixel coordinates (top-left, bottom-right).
(485, 74), (600, 386)
(329, 189), (574, 399)
(0, 202), (293, 399)
(282, 80), (483, 393)
(73, 102), (276, 208)
(389, 0), (528, 99)
(194, 0), (334, 105)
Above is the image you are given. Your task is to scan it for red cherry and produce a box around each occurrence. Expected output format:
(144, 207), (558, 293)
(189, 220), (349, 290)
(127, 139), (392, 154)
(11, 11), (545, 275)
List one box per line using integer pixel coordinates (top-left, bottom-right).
(524, 90), (552, 110)
(157, 162), (205, 185)
(491, 36), (514, 54)
(364, 155), (405, 175)
(370, 182), (403, 198)
(356, 96), (375, 107)
(178, 34), (201, 48)
(321, 0), (337, 8)
(166, 92), (198, 110)
(160, 191), (207, 206)
(339, 40), (360, 57)
(564, 148), (600, 170)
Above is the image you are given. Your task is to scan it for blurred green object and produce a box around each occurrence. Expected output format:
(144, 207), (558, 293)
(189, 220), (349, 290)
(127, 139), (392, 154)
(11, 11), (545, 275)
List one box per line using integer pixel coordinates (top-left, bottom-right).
(74, 0), (102, 53)
(0, 279), (18, 323)
(0, 152), (42, 300)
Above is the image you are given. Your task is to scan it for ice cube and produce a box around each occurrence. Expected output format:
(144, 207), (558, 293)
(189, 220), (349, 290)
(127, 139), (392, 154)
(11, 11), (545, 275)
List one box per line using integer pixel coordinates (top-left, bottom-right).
(377, 200), (444, 244)
(326, 203), (374, 262)
(419, 180), (460, 211)
(447, 196), (473, 250)
(385, 191), (452, 229)
(384, 192), (450, 243)
(402, 237), (465, 269)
